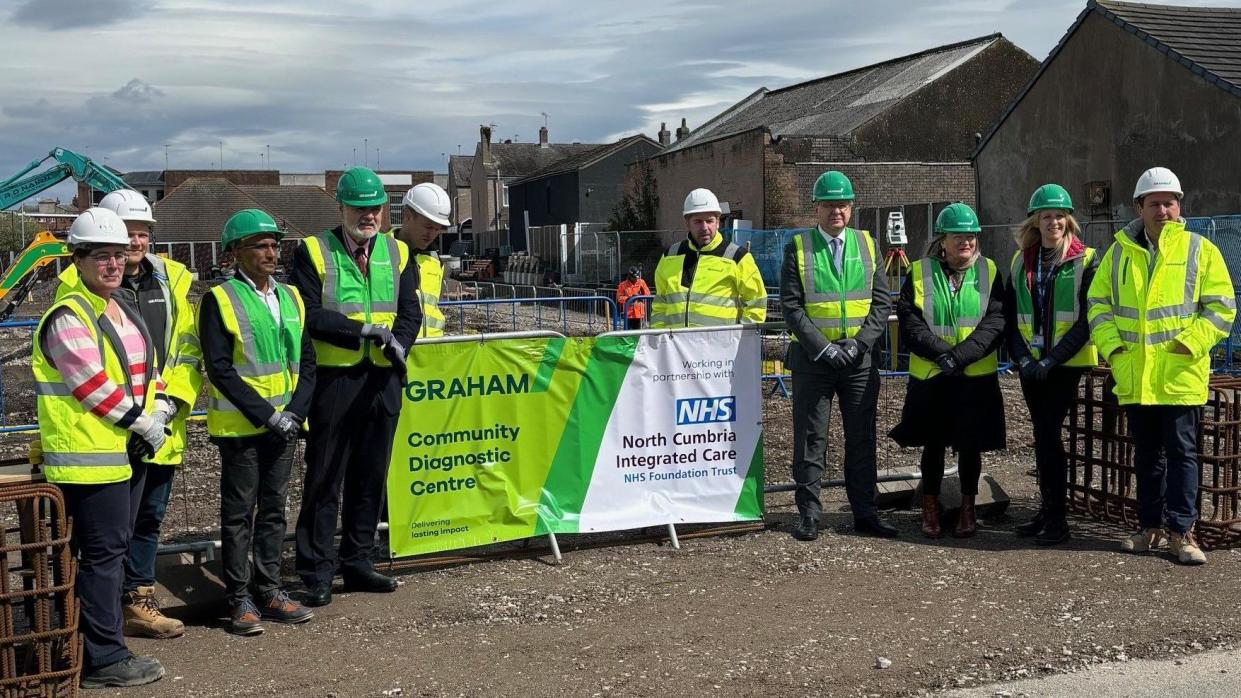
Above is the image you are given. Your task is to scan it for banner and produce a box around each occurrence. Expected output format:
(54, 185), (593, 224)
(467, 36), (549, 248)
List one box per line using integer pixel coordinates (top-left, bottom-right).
(387, 328), (764, 558)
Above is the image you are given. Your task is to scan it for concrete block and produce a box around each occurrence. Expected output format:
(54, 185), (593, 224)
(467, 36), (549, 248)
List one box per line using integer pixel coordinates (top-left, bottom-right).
(153, 551), (225, 617)
(875, 467), (921, 509)
(912, 473), (1010, 520)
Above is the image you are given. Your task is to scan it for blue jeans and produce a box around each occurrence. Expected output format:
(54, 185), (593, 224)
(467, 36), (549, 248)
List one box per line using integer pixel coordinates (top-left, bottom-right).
(1125, 405), (1201, 534)
(123, 464), (176, 592)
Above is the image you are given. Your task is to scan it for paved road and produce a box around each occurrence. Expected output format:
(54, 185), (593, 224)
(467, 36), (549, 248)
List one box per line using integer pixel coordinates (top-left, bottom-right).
(942, 648), (1241, 697)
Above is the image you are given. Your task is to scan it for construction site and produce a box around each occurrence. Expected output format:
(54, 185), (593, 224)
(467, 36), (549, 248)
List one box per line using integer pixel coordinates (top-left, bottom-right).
(2, 0), (1241, 696)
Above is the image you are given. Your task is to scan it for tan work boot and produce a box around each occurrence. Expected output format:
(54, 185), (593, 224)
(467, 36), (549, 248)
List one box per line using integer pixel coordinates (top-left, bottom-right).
(1168, 531), (1207, 565)
(1119, 527), (1164, 553)
(123, 586), (185, 639)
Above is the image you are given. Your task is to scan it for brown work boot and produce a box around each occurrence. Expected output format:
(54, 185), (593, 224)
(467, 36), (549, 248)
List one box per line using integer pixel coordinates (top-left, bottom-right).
(921, 495), (942, 538)
(1119, 527), (1165, 553)
(1168, 530), (1207, 565)
(122, 586), (184, 639)
(953, 495), (977, 538)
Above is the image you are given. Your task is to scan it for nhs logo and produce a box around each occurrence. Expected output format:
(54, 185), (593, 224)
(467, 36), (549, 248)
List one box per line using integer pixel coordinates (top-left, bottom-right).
(676, 396), (737, 425)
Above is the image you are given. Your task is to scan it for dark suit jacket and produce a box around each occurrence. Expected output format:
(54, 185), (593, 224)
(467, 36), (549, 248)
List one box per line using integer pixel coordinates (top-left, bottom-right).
(290, 227), (421, 414)
(779, 231), (893, 375)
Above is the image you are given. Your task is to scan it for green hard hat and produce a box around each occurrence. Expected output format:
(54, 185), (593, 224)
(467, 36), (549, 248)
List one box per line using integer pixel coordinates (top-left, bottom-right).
(336, 166), (389, 207)
(812, 170), (855, 201)
(1027, 183), (1074, 214)
(222, 208), (282, 249)
(935, 203), (982, 234)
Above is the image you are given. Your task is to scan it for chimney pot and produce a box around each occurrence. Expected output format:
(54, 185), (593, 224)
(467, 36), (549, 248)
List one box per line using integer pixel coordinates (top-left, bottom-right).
(675, 118), (691, 142)
(658, 122), (671, 146)
(539, 126), (549, 147)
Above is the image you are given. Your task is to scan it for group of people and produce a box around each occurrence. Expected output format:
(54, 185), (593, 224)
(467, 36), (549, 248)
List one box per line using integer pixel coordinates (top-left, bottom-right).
(29, 162), (1234, 690)
(33, 168), (452, 688)
(639, 169), (1234, 557)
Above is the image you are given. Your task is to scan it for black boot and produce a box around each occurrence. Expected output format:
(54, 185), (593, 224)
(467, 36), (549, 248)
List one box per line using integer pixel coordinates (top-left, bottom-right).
(1035, 517), (1071, 546)
(791, 516), (819, 541)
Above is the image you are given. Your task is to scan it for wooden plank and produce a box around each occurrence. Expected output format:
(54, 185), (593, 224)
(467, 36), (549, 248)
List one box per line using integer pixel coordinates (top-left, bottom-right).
(0, 464), (42, 484)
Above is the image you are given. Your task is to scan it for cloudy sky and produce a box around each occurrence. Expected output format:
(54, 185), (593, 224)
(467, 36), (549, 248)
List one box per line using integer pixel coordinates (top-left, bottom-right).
(0, 0), (1233, 204)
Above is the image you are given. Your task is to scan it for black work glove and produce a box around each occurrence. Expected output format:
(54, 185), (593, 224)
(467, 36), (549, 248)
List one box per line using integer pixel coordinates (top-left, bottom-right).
(818, 343), (850, 369)
(127, 434), (154, 461)
(384, 340), (408, 380)
(933, 352), (961, 376)
(266, 410), (301, 441)
(360, 323), (395, 347)
(1017, 356), (1038, 380)
(1031, 357), (1057, 382)
(834, 338), (861, 365)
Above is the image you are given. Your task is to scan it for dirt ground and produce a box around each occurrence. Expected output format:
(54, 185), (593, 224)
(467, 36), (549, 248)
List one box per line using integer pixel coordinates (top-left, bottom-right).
(5, 373), (1239, 697)
(4, 302), (1240, 697)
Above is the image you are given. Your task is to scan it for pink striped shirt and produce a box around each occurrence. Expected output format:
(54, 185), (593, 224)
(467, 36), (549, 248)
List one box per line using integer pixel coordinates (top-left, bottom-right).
(42, 301), (167, 432)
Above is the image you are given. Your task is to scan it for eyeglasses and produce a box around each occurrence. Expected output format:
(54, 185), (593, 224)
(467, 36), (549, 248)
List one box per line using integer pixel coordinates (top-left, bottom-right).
(88, 252), (128, 265)
(241, 242), (281, 252)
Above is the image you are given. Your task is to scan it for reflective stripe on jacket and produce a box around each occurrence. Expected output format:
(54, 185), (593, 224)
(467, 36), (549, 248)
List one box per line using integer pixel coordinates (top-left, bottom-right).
(303, 231), (409, 366)
(791, 227), (875, 343)
(1009, 247), (1099, 367)
(908, 256), (999, 379)
(204, 279), (306, 437)
(650, 232), (767, 328)
(1087, 220), (1236, 405)
(33, 287), (157, 484)
(416, 251), (445, 338)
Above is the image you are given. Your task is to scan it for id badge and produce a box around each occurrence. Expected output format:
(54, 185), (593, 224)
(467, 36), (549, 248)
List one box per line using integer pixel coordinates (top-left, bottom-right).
(1030, 334), (1045, 351)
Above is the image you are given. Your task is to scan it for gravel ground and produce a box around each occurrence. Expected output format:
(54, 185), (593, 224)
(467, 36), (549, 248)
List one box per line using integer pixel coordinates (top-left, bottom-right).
(5, 309), (1240, 697)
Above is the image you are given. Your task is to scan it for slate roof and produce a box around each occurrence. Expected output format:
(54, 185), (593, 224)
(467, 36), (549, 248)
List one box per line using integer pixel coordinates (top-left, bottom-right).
(153, 178), (338, 242)
(509, 135), (660, 185)
(123, 170), (164, 188)
(485, 142), (602, 179)
(975, 0), (1241, 155)
(449, 155), (474, 188)
(661, 34), (1003, 155)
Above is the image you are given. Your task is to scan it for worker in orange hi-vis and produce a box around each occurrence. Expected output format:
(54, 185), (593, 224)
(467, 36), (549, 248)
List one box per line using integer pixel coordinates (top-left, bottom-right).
(616, 266), (651, 330)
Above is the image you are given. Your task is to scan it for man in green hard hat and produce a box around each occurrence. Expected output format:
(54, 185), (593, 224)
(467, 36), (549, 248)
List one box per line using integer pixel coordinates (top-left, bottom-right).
(291, 167), (421, 606)
(200, 209), (317, 635)
(781, 170), (896, 542)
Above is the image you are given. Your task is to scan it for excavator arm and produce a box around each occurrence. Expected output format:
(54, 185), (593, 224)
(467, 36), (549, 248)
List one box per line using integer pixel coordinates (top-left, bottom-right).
(0, 148), (132, 319)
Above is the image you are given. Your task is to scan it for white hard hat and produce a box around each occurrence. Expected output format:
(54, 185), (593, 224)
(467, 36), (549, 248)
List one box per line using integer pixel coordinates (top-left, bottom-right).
(401, 182), (451, 227)
(683, 188), (722, 217)
(98, 189), (156, 224)
(1133, 167), (1183, 200)
(67, 207), (130, 247)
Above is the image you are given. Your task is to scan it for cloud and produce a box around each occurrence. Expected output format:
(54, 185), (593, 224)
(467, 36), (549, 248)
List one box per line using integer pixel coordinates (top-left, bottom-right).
(111, 78), (165, 104)
(10, 0), (153, 30)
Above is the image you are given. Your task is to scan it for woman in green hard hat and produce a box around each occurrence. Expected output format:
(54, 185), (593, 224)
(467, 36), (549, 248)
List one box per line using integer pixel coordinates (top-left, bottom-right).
(1002, 184), (1098, 546)
(890, 203), (1006, 539)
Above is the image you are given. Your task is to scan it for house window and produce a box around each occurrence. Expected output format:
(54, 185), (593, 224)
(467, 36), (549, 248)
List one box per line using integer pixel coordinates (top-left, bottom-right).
(389, 203), (403, 227)
(546, 183), (552, 214)
(502, 185), (509, 209)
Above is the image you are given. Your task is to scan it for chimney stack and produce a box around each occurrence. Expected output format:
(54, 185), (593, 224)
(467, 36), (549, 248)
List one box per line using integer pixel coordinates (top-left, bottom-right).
(539, 126), (549, 147)
(675, 118), (690, 141)
(480, 125), (492, 162)
(658, 122), (671, 146)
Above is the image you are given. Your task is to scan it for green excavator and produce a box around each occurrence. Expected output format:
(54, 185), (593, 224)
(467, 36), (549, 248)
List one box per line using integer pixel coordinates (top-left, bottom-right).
(0, 147), (132, 320)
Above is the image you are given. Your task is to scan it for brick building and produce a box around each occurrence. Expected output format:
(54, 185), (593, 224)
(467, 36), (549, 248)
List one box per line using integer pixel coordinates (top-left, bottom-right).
(636, 33), (1037, 254)
(974, 0), (1241, 259)
(324, 169), (434, 231)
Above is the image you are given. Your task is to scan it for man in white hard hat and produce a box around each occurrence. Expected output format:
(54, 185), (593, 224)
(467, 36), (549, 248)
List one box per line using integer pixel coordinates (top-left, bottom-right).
(650, 188), (766, 328)
(65, 189), (201, 639)
(1087, 167), (1235, 565)
(395, 182), (451, 338)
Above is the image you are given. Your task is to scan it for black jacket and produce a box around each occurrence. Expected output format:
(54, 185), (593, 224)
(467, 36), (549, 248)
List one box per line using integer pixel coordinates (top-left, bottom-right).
(780, 230), (893, 374)
(898, 258), (1006, 368)
(199, 282), (316, 431)
(1002, 248), (1099, 365)
(289, 227), (422, 355)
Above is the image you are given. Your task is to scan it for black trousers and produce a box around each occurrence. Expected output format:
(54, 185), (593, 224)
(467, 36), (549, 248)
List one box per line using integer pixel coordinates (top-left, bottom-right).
(296, 365), (399, 586)
(791, 364), (881, 521)
(218, 434), (295, 605)
(1125, 405), (1201, 534)
(61, 459), (147, 671)
(919, 446), (981, 496)
(1019, 367), (1085, 520)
